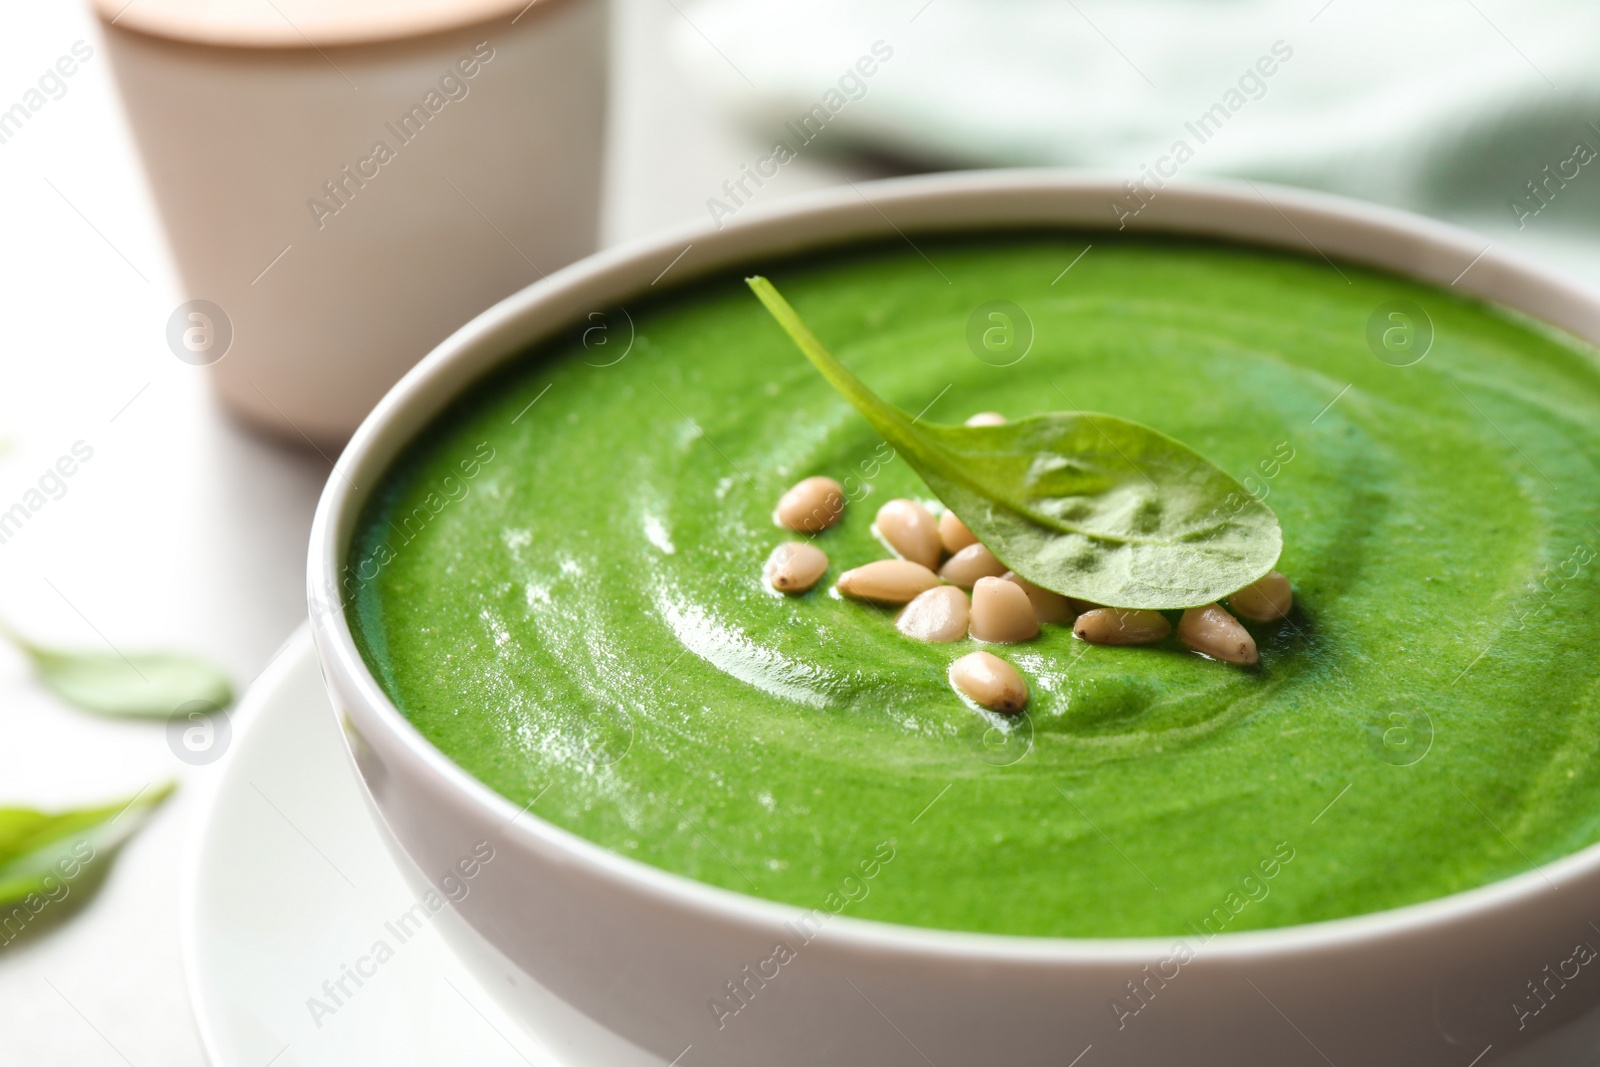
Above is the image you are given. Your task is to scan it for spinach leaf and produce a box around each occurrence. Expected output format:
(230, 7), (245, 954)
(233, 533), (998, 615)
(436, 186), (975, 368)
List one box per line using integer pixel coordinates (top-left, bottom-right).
(0, 782), (174, 907)
(747, 276), (1281, 609)
(22, 642), (232, 719)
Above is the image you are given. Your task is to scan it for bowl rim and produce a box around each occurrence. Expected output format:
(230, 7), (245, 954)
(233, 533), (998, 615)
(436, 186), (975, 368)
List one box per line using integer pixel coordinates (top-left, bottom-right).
(309, 167), (1600, 965)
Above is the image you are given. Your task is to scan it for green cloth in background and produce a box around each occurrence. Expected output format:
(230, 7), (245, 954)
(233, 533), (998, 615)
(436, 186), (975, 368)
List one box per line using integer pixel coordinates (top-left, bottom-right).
(676, 0), (1600, 278)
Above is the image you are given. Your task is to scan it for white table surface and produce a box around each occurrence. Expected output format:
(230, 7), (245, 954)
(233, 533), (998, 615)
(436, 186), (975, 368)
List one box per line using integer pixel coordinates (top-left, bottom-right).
(1, 2), (1598, 1064)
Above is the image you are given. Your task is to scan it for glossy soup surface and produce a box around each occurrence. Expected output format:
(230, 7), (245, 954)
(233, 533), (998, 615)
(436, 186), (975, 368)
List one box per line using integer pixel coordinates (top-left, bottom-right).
(347, 234), (1600, 937)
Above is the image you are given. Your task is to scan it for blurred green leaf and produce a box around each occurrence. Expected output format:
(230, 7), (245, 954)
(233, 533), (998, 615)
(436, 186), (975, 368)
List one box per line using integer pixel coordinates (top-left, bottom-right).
(0, 782), (174, 907)
(27, 647), (232, 719)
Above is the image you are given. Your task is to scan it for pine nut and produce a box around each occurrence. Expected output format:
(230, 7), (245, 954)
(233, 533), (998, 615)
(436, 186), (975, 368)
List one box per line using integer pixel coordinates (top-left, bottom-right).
(836, 559), (941, 604)
(939, 511), (978, 554)
(765, 542), (828, 594)
(1178, 603), (1259, 665)
(896, 585), (969, 643)
(1002, 571), (1076, 625)
(969, 576), (1039, 643)
(774, 476), (845, 532)
(1229, 571), (1293, 622)
(1073, 607), (1171, 645)
(949, 651), (1028, 714)
(874, 499), (941, 569)
(939, 543), (1007, 588)
(964, 412), (1007, 427)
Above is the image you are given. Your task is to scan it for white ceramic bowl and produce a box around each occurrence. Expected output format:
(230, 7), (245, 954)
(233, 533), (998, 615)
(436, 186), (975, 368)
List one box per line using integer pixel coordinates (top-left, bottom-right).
(308, 171), (1600, 1066)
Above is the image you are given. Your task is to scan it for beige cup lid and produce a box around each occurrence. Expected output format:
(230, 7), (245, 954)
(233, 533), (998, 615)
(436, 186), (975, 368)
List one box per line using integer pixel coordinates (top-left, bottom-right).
(92, 0), (540, 48)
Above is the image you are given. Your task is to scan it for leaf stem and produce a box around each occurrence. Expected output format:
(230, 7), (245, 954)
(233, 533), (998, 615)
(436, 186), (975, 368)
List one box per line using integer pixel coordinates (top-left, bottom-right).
(748, 276), (1081, 533)
(0, 616), (41, 658)
(746, 277), (924, 449)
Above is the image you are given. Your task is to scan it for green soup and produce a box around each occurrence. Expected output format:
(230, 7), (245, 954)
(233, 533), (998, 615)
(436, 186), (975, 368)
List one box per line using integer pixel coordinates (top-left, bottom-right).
(345, 234), (1600, 938)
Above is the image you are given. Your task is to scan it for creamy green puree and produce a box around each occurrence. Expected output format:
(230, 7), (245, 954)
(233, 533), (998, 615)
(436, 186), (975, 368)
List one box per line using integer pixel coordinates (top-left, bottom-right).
(347, 234), (1600, 938)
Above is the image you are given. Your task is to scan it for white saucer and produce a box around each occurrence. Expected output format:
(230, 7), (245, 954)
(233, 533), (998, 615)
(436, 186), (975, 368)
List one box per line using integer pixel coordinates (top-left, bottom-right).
(179, 626), (559, 1067)
(181, 632), (1600, 1067)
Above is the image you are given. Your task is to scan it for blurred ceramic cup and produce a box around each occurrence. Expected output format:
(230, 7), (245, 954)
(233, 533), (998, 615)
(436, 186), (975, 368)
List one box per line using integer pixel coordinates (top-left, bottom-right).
(94, 0), (607, 446)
